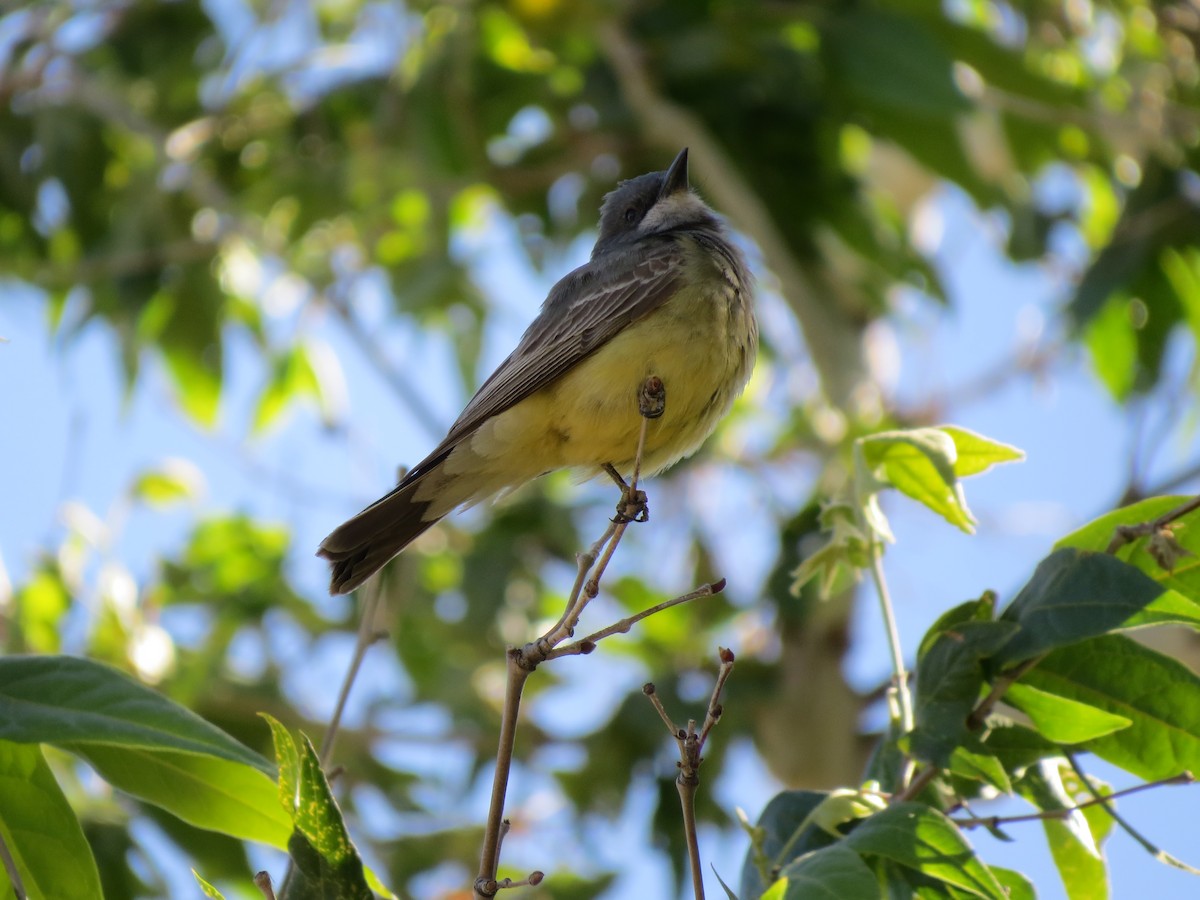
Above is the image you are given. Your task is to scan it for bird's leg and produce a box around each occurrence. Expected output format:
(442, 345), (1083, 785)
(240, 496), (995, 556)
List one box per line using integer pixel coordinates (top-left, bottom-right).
(604, 376), (665, 524)
(604, 463), (648, 524)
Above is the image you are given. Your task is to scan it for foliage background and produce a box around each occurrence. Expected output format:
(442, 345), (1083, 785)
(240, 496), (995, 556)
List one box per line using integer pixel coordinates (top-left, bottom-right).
(4, 0), (1200, 897)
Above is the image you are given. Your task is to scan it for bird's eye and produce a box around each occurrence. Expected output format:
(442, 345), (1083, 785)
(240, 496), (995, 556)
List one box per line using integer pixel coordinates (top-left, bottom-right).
(623, 206), (638, 224)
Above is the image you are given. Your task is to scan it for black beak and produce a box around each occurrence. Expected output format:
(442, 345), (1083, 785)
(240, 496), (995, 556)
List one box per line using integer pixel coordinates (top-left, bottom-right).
(659, 148), (689, 199)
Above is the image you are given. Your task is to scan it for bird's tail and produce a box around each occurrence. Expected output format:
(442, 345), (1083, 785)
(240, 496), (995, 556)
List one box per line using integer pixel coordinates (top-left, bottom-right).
(317, 480), (441, 594)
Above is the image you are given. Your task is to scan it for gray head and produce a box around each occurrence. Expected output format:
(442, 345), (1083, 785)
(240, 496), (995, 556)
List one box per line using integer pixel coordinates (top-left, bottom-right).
(592, 149), (720, 256)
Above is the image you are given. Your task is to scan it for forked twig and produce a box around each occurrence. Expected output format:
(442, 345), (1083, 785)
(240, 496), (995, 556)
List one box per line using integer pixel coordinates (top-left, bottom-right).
(475, 375), (722, 897)
(1105, 494), (1200, 555)
(643, 647), (736, 900)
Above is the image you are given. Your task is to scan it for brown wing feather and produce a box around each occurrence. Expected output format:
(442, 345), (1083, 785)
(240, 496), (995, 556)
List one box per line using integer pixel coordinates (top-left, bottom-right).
(402, 239), (686, 482)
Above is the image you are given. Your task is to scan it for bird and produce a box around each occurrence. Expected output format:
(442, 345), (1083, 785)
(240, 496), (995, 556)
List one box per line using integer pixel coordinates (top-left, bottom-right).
(319, 148), (757, 594)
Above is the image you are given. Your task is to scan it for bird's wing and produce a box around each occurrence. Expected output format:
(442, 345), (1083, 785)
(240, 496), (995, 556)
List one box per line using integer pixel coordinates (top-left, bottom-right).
(401, 240), (686, 483)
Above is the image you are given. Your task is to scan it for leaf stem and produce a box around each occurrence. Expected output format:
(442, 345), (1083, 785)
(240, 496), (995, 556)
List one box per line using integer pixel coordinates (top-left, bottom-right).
(868, 543), (914, 736)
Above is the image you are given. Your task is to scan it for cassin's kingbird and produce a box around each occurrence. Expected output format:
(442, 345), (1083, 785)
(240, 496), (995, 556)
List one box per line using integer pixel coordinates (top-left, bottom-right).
(319, 149), (757, 593)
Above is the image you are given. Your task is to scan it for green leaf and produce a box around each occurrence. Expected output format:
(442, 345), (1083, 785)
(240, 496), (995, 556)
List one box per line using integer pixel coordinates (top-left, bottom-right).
(857, 428), (975, 532)
(939, 426), (1025, 477)
(1084, 294), (1139, 400)
(286, 828), (372, 900)
(67, 744), (292, 849)
(1004, 683), (1132, 743)
(261, 713), (301, 815)
(909, 620), (1019, 766)
(988, 866), (1037, 900)
(295, 733), (355, 864)
(0, 741), (103, 900)
(843, 803), (1006, 899)
(996, 549), (1169, 663)
(974, 719), (1061, 776)
(1021, 634), (1200, 780)
(740, 791), (837, 899)
(130, 458), (205, 507)
(193, 870), (227, 899)
(948, 745), (1012, 795)
(1017, 760), (1110, 900)
(0, 656), (272, 773)
(773, 845), (878, 899)
(253, 343), (329, 434)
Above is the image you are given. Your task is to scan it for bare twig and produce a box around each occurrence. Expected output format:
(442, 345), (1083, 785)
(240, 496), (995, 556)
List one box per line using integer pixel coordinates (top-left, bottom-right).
(253, 871), (277, 900)
(0, 829), (26, 900)
(1105, 494), (1200, 554)
(320, 579), (389, 764)
(1126, 459), (1200, 503)
(953, 771), (1196, 830)
(475, 653), (533, 898)
(1065, 755), (1200, 875)
(643, 648), (737, 900)
(324, 288), (446, 442)
(476, 375), (723, 897)
(546, 580), (726, 660)
(966, 655), (1044, 731)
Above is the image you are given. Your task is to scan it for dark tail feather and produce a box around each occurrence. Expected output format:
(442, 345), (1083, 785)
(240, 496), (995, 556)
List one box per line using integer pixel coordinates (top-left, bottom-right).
(318, 483), (441, 594)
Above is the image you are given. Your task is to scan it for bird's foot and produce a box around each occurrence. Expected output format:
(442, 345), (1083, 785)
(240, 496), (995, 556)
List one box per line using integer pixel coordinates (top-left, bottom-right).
(603, 463), (649, 523)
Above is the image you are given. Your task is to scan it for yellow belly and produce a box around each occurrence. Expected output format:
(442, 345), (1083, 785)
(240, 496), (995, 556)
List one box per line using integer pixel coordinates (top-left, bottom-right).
(464, 281), (755, 484)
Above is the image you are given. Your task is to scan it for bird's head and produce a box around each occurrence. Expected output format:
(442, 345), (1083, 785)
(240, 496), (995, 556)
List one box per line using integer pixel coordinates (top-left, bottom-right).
(593, 148), (718, 254)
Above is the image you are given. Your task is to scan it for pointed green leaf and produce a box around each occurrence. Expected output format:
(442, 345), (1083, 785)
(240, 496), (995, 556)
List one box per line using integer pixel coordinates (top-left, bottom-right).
(910, 620), (1018, 766)
(857, 428), (975, 532)
(193, 870), (227, 899)
(260, 713), (300, 816)
(1017, 760), (1110, 900)
(940, 426), (1025, 477)
(844, 803), (1007, 899)
(996, 549), (1168, 663)
(1005, 683), (1132, 743)
(67, 744), (292, 849)
(130, 458), (205, 507)
(773, 845), (877, 899)
(989, 866), (1037, 900)
(0, 741), (103, 900)
(295, 733), (354, 864)
(0, 656), (272, 774)
(1022, 634), (1200, 780)
(948, 746), (1013, 795)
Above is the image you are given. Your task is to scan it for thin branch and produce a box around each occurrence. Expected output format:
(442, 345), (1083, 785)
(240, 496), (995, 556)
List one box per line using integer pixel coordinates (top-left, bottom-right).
(643, 648), (736, 900)
(476, 375), (706, 897)
(953, 771), (1196, 830)
(319, 579), (388, 764)
(1124, 458), (1200, 503)
(324, 288), (446, 442)
(868, 544), (913, 738)
(1065, 754), (1200, 876)
(1105, 494), (1200, 554)
(966, 655), (1043, 731)
(253, 871), (277, 900)
(474, 652), (533, 898)
(547, 580), (726, 660)
(0, 829), (26, 900)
